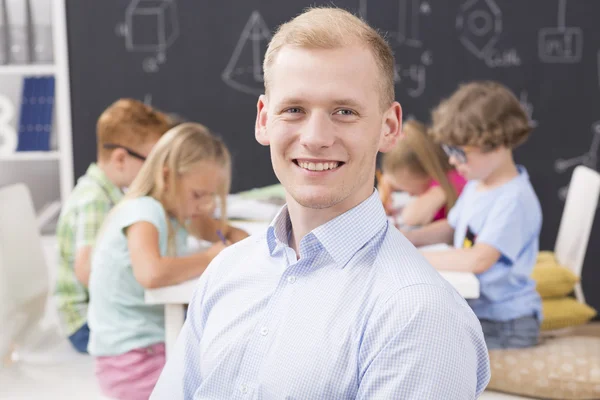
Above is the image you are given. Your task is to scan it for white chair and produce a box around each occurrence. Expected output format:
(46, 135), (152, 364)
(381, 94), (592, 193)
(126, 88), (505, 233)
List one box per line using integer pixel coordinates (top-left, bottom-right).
(0, 183), (52, 363)
(553, 165), (600, 304)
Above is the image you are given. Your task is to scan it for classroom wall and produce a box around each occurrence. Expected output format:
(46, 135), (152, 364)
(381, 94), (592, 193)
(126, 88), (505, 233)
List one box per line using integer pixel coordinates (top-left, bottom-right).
(64, 0), (600, 317)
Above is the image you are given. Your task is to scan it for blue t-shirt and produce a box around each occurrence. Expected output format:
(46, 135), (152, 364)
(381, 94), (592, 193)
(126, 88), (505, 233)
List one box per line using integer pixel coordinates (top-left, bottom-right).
(88, 196), (188, 356)
(448, 166), (542, 322)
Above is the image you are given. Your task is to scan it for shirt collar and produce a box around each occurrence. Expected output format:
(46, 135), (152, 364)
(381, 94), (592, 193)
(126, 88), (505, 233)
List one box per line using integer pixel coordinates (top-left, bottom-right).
(84, 163), (124, 206)
(267, 190), (388, 269)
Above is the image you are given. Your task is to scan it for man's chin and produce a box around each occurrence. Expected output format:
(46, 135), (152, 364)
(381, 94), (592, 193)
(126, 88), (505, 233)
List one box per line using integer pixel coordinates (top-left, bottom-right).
(288, 189), (343, 210)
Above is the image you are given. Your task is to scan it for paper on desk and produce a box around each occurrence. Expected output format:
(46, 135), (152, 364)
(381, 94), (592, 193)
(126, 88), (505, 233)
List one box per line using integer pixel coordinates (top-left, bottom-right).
(418, 243), (451, 252)
(221, 195), (281, 221)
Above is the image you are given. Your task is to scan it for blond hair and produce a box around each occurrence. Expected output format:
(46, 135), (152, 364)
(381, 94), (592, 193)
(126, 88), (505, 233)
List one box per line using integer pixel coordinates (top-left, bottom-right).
(96, 98), (172, 161)
(263, 7), (395, 107)
(430, 81), (532, 150)
(123, 123), (231, 255)
(382, 120), (458, 211)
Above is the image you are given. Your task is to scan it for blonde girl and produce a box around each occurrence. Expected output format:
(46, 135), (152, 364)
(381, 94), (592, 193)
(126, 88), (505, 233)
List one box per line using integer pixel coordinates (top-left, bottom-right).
(87, 123), (245, 400)
(379, 120), (466, 226)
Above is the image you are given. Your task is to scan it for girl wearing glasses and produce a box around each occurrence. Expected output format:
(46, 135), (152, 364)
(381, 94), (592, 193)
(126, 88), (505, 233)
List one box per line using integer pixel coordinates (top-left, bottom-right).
(87, 123), (245, 400)
(378, 119), (466, 227)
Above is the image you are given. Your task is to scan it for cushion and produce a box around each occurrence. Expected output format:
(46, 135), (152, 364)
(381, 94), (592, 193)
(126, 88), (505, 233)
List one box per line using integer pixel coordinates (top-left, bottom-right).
(542, 297), (597, 331)
(532, 252), (579, 299)
(488, 336), (600, 399)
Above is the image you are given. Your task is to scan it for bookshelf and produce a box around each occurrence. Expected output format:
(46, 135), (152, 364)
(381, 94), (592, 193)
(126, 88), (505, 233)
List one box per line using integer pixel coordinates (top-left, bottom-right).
(0, 0), (73, 231)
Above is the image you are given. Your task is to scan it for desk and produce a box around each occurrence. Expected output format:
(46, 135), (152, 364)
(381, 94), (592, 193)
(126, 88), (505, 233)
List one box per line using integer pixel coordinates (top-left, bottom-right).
(146, 223), (480, 357)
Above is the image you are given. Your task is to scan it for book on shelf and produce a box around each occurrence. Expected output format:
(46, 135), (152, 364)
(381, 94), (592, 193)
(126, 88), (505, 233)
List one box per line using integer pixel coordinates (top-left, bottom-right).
(16, 75), (54, 152)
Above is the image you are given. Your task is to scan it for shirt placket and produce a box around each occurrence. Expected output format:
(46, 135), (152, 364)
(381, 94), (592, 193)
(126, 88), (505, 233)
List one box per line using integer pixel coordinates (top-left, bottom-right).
(232, 245), (302, 398)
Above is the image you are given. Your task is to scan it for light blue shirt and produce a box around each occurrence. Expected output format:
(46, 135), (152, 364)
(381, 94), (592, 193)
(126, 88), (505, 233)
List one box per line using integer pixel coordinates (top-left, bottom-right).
(448, 166), (543, 322)
(152, 191), (490, 399)
(88, 196), (188, 356)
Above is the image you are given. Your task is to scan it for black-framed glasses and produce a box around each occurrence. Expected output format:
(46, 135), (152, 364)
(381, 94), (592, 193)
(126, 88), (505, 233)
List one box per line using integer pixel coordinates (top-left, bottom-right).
(441, 144), (469, 164)
(103, 143), (147, 161)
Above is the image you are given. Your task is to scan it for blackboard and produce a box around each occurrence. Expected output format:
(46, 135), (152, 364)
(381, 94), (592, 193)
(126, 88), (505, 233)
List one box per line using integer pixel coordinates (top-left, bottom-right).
(66, 0), (600, 316)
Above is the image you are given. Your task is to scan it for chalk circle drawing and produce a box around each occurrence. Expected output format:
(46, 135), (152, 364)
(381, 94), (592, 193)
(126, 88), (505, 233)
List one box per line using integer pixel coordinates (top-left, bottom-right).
(360, 0), (432, 98)
(555, 121), (600, 200)
(116, 0), (179, 73)
(222, 11), (272, 96)
(538, 0), (582, 64)
(519, 91), (538, 129)
(456, 0), (520, 68)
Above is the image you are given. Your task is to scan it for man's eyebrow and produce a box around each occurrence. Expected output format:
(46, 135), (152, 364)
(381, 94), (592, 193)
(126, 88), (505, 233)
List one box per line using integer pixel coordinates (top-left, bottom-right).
(275, 97), (364, 108)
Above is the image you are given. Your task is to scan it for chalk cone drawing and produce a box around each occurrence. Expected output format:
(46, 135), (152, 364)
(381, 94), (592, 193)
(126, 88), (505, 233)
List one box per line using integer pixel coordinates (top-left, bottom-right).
(116, 0), (179, 73)
(538, 0), (582, 64)
(222, 11), (272, 96)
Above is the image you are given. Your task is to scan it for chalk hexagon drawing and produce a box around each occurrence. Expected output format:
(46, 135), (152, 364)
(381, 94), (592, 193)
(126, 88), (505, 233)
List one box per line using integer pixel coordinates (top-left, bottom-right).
(456, 0), (502, 60)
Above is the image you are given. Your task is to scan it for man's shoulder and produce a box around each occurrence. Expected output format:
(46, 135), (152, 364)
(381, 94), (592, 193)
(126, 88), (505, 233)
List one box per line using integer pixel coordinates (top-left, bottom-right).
(203, 231), (269, 274)
(372, 228), (456, 294)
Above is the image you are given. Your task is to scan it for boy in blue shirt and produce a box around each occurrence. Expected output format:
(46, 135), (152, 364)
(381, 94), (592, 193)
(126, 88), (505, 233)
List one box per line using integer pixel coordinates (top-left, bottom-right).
(405, 81), (542, 350)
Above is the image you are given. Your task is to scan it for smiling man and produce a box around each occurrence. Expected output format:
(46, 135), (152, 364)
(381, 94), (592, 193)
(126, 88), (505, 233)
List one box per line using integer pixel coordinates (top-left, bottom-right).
(152, 7), (490, 399)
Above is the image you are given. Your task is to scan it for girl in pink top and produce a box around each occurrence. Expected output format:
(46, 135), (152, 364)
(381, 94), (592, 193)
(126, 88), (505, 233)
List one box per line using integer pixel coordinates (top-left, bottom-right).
(378, 120), (467, 226)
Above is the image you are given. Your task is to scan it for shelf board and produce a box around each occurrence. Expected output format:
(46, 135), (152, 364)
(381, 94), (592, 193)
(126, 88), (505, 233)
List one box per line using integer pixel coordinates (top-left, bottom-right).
(0, 65), (56, 75)
(0, 151), (60, 161)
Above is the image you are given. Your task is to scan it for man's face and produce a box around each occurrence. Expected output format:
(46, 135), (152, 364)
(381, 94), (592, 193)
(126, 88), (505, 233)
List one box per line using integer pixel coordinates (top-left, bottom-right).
(256, 45), (401, 212)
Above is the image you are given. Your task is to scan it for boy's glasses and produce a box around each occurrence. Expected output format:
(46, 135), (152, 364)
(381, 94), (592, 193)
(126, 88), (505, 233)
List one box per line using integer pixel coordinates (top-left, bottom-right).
(103, 143), (147, 161)
(441, 144), (470, 164)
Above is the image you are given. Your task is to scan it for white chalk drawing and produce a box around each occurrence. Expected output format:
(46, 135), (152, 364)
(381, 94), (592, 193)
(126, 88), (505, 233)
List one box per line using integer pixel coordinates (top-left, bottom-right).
(394, 50), (432, 98)
(359, 0), (430, 48)
(360, 0), (432, 98)
(116, 0), (179, 73)
(555, 121), (600, 200)
(456, 0), (520, 68)
(519, 91), (538, 128)
(538, 0), (582, 64)
(144, 93), (152, 105)
(222, 11), (272, 96)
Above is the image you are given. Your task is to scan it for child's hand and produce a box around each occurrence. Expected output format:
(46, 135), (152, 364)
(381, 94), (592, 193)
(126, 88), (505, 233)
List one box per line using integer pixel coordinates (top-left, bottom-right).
(208, 241), (229, 258)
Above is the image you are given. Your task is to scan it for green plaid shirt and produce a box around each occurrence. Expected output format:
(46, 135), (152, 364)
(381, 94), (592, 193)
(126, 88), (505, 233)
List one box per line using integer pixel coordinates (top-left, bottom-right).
(54, 164), (124, 336)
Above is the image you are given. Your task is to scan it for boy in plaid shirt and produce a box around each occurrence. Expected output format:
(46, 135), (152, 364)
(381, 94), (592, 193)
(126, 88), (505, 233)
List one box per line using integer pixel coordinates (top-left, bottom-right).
(54, 99), (172, 353)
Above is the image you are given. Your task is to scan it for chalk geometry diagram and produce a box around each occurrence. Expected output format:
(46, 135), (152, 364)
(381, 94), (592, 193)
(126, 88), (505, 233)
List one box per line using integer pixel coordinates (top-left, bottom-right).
(359, 0), (430, 48)
(360, 0), (432, 98)
(116, 0), (179, 73)
(538, 0), (582, 63)
(222, 11), (272, 96)
(456, 0), (501, 60)
(555, 121), (600, 200)
(455, 0), (520, 68)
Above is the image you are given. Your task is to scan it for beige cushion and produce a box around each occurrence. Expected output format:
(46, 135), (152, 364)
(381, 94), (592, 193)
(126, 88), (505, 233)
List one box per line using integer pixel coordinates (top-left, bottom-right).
(488, 336), (600, 399)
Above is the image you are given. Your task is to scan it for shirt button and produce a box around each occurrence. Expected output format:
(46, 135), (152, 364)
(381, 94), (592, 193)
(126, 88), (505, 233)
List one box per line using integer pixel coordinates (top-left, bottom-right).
(240, 384), (248, 394)
(287, 276), (296, 284)
(260, 326), (269, 336)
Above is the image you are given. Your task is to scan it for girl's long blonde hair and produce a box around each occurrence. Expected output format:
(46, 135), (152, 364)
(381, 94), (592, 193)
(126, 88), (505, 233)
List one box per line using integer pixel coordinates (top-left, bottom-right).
(123, 122), (231, 255)
(381, 119), (458, 211)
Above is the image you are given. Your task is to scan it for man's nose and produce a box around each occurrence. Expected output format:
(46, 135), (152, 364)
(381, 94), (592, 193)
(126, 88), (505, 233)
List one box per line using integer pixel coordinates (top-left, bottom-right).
(298, 112), (335, 150)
